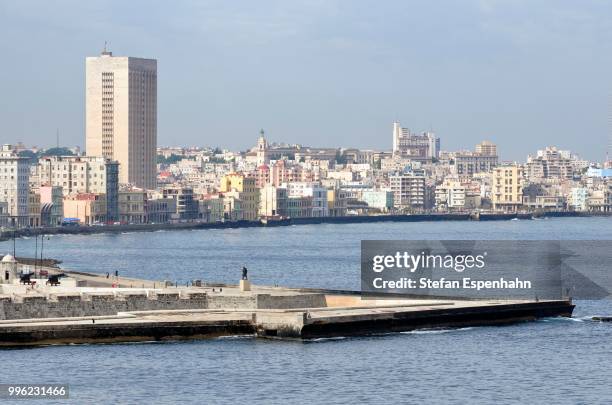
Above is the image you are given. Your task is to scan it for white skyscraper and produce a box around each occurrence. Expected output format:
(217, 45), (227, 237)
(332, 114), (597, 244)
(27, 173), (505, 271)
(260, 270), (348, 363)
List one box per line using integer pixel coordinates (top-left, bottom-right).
(86, 47), (157, 189)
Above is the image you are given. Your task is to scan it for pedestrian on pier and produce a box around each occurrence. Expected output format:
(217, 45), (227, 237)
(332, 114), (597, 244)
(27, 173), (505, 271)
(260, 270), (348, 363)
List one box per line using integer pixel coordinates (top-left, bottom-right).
(242, 266), (248, 280)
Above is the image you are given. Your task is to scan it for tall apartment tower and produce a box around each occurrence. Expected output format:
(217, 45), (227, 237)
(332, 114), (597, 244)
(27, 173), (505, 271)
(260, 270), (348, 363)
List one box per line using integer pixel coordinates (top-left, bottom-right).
(86, 47), (157, 189)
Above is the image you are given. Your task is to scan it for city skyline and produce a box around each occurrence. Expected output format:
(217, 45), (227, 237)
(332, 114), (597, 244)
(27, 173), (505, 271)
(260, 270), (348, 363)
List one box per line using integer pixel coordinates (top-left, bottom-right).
(1, 1), (612, 161)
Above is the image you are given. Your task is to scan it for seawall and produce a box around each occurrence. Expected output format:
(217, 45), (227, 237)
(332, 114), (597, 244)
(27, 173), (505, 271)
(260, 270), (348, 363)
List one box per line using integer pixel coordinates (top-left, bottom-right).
(2, 211), (608, 241)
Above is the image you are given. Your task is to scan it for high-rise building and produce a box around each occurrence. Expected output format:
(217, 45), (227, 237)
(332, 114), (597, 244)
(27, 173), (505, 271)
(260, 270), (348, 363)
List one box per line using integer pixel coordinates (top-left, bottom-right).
(475, 141), (497, 156)
(0, 145), (30, 227)
(389, 172), (426, 210)
(392, 122), (440, 161)
(86, 47), (157, 189)
(491, 165), (524, 212)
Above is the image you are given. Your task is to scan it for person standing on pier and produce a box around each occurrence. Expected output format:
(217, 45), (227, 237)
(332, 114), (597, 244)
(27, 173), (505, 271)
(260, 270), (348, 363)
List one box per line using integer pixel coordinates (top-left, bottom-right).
(242, 266), (248, 280)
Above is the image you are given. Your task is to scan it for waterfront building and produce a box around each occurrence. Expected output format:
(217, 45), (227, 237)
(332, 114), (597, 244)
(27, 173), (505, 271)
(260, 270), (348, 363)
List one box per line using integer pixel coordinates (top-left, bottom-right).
(285, 182), (328, 217)
(37, 156), (119, 222)
(522, 194), (566, 211)
(0, 202), (8, 228)
(286, 196), (313, 218)
(586, 184), (611, 212)
(491, 165), (524, 212)
(361, 190), (394, 211)
(327, 188), (348, 217)
(86, 47), (157, 189)
(219, 173), (260, 220)
(119, 189), (147, 224)
(146, 192), (177, 223)
(0, 146), (30, 227)
(392, 122), (440, 161)
(39, 186), (63, 226)
(63, 193), (107, 225)
(27, 191), (41, 227)
(198, 195), (224, 222)
(162, 187), (198, 220)
(435, 179), (467, 210)
(569, 187), (589, 211)
(259, 184), (288, 217)
(222, 195), (243, 221)
(389, 172), (426, 211)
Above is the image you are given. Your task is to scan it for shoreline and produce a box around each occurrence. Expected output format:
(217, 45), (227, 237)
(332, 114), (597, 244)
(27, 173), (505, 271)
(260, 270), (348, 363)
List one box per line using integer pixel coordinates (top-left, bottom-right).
(0, 211), (609, 241)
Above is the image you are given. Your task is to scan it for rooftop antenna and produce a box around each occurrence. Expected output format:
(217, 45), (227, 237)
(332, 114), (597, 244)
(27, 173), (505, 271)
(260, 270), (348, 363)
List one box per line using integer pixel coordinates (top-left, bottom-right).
(102, 41), (112, 56)
(56, 128), (59, 149)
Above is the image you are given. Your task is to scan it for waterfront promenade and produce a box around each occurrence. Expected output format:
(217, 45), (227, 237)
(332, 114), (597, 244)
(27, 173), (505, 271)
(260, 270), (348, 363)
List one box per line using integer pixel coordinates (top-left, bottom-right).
(1, 210), (607, 241)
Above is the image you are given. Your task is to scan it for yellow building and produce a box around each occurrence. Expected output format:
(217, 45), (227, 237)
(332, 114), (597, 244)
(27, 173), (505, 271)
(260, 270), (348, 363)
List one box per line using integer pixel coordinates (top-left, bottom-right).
(491, 165), (524, 212)
(327, 188), (347, 217)
(220, 173), (260, 220)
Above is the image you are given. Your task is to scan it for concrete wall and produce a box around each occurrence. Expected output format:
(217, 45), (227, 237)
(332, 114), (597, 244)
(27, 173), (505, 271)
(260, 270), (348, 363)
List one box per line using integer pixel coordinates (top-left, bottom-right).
(206, 295), (256, 310)
(0, 292), (330, 320)
(256, 294), (326, 309)
(0, 291), (208, 320)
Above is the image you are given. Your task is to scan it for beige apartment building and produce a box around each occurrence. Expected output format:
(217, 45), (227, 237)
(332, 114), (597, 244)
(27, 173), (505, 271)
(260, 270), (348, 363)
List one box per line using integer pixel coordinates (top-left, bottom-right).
(491, 165), (524, 212)
(86, 48), (157, 189)
(37, 156), (119, 222)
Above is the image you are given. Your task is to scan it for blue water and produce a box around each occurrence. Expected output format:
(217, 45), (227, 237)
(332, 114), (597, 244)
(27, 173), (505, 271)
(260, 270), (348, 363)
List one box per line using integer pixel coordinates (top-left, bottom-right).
(2, 217), (612, 404)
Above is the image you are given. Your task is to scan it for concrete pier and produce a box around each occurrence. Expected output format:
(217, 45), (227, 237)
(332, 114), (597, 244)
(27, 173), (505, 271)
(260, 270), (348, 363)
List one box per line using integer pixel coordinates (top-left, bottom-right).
(0, 267), (574, 346)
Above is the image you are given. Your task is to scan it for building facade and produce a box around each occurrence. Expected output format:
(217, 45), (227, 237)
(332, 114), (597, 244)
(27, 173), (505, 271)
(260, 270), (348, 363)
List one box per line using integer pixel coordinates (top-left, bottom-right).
(63, 193), (107, 225)
(491, 165), (524, 212)
(389, 173), (426, 211)
(0, 147), (30, 227)
(38, 156), (119, 222)
(220, 173), (260, 220)
(392, 122), (440, 161)
(86, 48), (157, 189)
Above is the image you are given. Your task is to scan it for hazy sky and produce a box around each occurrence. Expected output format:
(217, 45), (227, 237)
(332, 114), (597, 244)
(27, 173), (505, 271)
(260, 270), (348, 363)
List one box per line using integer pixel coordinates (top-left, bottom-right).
(1, 0), (611, 161)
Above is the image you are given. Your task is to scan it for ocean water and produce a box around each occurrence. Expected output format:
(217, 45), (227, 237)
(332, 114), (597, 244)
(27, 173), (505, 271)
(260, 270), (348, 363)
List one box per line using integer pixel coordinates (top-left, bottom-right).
(2, 217), (612, 404)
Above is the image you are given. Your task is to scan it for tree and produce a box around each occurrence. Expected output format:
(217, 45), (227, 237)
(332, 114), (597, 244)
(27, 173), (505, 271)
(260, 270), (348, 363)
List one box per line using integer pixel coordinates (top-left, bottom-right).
(157, 154), (184, 164)
(18, 150), (38, 164)
(39, 147), (75, 157)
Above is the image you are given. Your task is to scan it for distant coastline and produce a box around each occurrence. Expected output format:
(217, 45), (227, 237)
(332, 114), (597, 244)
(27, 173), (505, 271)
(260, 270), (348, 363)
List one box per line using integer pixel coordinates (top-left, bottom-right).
(0, 211), (609, 241)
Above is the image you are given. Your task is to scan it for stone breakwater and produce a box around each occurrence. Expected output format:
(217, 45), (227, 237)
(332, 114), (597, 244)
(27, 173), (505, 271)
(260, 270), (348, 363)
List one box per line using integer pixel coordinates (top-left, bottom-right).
(0, 291), (327, 320)
(0, 290), (574, 346)
(0, 267), (574, 346)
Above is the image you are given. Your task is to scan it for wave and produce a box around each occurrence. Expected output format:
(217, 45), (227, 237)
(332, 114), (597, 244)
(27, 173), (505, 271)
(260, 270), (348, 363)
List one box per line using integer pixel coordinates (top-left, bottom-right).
(538, 316), (585, 323)
(305, 336), (347, 342)
(401, 327), (474, 335)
